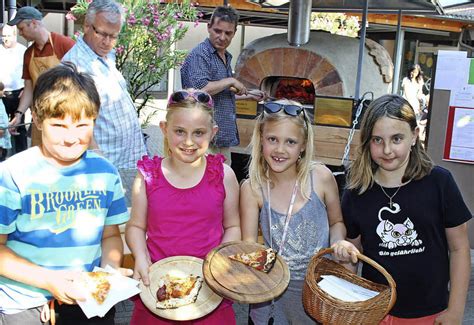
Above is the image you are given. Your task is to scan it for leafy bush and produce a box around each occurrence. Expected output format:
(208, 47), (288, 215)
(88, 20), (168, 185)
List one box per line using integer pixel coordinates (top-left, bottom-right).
(67, 0), (201, 125)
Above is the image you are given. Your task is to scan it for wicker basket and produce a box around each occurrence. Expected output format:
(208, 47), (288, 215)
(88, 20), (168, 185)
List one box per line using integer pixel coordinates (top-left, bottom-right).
(303, 248), (396, 325)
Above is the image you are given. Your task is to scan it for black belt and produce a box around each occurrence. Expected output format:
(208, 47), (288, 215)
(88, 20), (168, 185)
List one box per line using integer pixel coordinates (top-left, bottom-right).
(3, 88), (23, 98)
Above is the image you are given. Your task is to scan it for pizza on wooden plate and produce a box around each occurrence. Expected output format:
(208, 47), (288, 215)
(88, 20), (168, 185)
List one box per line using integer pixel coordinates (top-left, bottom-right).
(228, 247), (277, 273)
(156, 274), (203, 309)
(80, 271), (111, 305)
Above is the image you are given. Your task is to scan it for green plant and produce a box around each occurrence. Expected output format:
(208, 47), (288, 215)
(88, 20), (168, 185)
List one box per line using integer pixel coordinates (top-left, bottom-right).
(67, 0), (92, 20)
(67, 0), (201, 126)
(310, 13), (360, 37)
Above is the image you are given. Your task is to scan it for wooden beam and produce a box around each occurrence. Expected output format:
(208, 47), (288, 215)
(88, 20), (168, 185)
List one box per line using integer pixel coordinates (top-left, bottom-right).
(190, 0), (467, 33)
(354, 14), (465, 33)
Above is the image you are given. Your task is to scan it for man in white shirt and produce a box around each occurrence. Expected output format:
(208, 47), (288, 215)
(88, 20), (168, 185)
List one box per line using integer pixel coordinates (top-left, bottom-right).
(0, 24), (27, 153)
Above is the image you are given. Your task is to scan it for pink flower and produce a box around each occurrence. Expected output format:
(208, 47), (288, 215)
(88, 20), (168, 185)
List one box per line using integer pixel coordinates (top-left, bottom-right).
(65, 12), (77, 21)
(115, 45), (125, 55)
(127, 15), (137, 25)
(142, 17), (150, 26)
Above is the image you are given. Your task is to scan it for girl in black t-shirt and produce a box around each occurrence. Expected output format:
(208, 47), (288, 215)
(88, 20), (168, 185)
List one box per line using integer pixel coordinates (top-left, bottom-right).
(341, 94), (471, 324)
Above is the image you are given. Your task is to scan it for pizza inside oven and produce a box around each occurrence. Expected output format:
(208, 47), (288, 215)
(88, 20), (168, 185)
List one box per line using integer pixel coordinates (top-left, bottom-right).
(156, 274), (203, 309)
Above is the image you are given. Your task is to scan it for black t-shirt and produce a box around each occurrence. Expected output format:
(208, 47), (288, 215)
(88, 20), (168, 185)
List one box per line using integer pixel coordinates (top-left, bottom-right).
(342, 166), (472, 318)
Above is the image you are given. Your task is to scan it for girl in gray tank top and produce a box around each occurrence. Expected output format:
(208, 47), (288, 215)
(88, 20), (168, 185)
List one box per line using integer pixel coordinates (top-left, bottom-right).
(259, 172), (329, 281)
(240, 100), (359, 325)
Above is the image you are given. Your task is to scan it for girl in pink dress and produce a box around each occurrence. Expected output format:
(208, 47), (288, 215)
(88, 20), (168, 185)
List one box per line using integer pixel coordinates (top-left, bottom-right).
(126, 90), (241, 324)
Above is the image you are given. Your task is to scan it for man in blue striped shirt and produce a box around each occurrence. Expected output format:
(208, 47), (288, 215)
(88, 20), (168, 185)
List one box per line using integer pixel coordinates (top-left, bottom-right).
(181, 6), (264, 165)
(0, 63), (128, 324)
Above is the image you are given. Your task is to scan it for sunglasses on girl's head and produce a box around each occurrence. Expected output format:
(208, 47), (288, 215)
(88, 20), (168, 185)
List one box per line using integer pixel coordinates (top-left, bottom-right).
(263, 102), (304, 116)
(168, 90), (214, 107)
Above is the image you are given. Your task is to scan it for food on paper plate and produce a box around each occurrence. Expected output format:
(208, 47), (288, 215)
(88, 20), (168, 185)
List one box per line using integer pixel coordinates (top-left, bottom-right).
(228, 247), (277, 273)
(80, 271), (112, 305)
(155, 274), (203, 309)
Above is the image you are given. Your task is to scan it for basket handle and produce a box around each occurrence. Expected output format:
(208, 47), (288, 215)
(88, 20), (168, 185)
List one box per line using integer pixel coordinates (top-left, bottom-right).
(315, 247), (397, 312)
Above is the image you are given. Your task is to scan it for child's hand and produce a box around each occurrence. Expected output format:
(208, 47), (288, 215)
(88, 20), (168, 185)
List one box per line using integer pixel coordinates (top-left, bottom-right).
(331, 240), (359, 264)
(434, 309), (462, 325)
(8, 117), (20, 135)
(44, 270), (85, 305)
(133, 256), (152, 286)
(117, 268), (134, 277)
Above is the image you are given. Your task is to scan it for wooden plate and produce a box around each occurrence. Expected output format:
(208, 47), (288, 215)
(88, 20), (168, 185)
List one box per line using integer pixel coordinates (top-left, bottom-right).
(139, 256), (223, 321)
(203, 241), (290, 304)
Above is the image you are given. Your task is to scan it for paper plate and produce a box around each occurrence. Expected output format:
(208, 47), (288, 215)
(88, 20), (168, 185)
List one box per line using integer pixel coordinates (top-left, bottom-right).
(139, 256), (223, 321)
(203, 241), (290, 304)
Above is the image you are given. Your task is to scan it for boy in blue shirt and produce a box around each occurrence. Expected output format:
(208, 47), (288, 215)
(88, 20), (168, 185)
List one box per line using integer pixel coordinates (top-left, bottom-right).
(0, 63), (129, 324)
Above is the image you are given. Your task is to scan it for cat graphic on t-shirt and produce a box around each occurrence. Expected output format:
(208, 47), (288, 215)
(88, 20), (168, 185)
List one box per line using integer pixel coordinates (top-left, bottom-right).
(376, 204), (423, 249)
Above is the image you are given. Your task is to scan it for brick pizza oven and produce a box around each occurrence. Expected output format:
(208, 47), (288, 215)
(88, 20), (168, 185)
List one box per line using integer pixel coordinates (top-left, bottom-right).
(232, 31), (394, 167)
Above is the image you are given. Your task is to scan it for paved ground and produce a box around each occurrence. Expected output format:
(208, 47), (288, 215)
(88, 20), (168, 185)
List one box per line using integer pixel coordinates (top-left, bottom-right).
(114, 103), (474, 324)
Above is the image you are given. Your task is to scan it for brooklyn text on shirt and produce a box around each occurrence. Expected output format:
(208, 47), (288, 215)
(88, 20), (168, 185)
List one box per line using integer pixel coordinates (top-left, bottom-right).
(28, 188), (108, 234)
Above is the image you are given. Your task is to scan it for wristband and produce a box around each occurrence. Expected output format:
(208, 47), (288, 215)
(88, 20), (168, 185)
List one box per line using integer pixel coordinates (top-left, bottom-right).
(14, 110), (24, 116)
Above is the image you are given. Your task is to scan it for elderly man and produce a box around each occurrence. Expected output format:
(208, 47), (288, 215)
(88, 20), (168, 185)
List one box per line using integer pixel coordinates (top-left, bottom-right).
(7, 6), (75, 147)
(0, 24), (27, 153)
(62, 0), (146, 169)
(181, 6), (264, 165)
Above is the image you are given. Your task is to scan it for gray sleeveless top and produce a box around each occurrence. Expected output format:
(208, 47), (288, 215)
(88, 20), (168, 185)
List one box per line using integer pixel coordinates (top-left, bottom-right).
(259, 174), (330, 280)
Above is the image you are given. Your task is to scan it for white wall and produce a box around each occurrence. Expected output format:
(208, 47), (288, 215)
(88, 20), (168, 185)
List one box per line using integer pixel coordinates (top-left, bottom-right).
(7, 12), (66, 47)
(173, 21), (286, 90)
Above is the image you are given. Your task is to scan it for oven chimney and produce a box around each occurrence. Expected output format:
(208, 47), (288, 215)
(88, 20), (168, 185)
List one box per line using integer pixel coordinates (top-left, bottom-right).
(288, 0), (312, 47)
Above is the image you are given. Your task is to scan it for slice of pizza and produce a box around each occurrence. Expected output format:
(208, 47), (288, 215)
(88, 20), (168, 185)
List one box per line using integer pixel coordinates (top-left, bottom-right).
(80, 271), (111, 305)
(228, 247), (277, 273)
(155, 274), (203, 309)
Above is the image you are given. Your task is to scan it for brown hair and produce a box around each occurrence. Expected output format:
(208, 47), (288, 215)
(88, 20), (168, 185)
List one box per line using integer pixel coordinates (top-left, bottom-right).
(209, 6), (239, 29)
(346, 94), (434, 193)
(32, 62), (100, 123)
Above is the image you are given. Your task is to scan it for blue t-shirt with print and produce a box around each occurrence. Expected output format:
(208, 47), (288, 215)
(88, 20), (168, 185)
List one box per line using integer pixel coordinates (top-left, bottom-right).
(0, 147), (129, 314)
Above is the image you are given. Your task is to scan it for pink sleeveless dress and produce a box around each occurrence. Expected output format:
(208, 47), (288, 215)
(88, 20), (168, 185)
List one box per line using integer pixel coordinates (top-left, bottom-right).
(130, 154), (235, 325)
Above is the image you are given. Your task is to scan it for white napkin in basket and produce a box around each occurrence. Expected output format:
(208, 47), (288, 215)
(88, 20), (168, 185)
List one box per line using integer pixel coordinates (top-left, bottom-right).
(317, 275), (379, 302)
(75, 265), (141, 319)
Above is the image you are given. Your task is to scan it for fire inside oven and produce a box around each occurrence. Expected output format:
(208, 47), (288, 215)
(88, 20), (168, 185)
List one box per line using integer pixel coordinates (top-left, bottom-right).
(262, 77), (315, 106)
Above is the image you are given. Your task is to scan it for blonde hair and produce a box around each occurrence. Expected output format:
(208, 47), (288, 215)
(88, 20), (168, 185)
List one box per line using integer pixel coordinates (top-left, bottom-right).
(163, 92), (215, 157)
(247, 99), (315, 199)
(32, 62), (100, 124)
(346, 94), (434, 193)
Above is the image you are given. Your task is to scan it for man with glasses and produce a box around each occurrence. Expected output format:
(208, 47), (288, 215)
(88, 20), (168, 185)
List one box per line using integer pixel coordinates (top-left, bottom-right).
(7, 6), (75, 148)
(62, 0), (146, 169)
(0, 24), (27, 154)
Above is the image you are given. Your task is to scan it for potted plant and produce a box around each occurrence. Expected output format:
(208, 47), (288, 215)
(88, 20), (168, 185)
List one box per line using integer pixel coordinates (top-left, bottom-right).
(67, 0), (201, 128)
